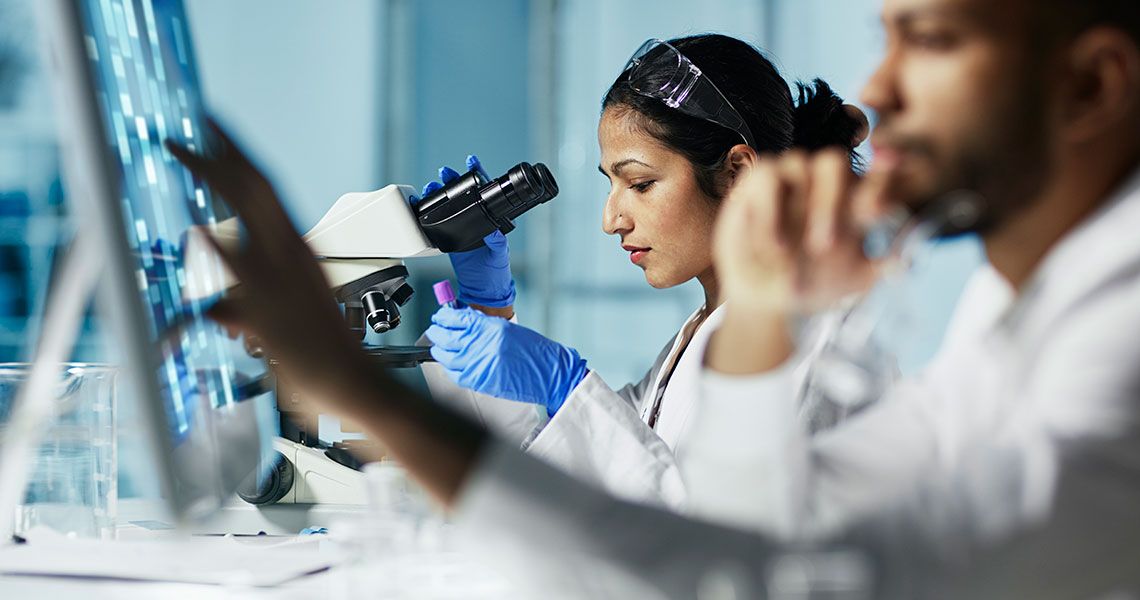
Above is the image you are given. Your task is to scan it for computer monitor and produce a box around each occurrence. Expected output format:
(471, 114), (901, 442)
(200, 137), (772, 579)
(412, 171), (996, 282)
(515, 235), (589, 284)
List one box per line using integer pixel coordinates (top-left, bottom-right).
(38, 0), (275, 521)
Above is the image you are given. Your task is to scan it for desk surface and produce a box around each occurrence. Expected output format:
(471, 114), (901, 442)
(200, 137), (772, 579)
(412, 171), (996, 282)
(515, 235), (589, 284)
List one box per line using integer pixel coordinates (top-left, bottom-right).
(0, 499), (517, 599)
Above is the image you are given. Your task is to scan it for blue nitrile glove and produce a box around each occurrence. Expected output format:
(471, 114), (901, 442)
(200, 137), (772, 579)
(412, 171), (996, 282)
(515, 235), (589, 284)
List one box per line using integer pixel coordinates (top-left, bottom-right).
(424, 306), (588, 417)
(411, 155), (516, 307)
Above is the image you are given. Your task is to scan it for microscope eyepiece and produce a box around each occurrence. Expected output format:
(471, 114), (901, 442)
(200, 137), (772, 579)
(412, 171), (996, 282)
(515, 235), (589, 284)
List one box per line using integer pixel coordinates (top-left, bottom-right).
(414, 161), (559, 252)
(500, 162), (559, 217)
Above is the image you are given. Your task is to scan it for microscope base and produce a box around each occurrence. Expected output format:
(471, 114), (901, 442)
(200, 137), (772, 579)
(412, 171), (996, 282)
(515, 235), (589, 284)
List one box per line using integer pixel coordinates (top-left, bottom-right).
(191, 501), (370, 536)
(272, 437), (369, 505)
(177, 438), (370, 536)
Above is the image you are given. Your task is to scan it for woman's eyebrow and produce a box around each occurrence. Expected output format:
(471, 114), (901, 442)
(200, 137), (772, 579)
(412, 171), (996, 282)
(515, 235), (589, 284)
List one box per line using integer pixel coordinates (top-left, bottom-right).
(608, 158), (652, 176)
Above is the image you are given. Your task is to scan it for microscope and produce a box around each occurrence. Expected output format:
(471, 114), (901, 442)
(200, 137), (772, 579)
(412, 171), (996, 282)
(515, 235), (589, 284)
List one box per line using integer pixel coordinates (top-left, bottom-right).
(184, 161), (559, 508)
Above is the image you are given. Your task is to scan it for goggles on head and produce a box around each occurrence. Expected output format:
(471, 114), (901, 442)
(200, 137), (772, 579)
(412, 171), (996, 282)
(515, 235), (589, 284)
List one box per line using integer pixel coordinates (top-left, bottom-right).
(621, 38), (757, 149)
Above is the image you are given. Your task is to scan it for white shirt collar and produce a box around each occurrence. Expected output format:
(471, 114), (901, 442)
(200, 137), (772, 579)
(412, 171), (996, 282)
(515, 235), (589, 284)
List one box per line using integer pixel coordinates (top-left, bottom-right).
(996, 163), (1140, 338)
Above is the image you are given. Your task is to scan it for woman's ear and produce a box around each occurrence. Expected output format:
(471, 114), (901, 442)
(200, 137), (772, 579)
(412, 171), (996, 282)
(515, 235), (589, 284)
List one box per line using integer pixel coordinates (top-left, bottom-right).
(725, 144), (758, 181)
(716, 144), (758, 198)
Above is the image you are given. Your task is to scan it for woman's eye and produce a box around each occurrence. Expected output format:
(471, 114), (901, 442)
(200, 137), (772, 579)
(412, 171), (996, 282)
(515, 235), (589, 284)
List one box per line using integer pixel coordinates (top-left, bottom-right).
(631, 180), (655, 193)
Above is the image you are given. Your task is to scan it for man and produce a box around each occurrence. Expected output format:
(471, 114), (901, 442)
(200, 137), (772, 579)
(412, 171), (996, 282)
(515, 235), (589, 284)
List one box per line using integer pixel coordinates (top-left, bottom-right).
(685, 0), (1140, 545)
(169, 0), (1140, 596)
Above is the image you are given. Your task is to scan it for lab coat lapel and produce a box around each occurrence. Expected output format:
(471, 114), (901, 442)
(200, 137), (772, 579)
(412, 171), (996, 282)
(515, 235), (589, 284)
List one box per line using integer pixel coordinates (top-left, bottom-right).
(653, 306), (727, 454)
(643, 306), (707, 426)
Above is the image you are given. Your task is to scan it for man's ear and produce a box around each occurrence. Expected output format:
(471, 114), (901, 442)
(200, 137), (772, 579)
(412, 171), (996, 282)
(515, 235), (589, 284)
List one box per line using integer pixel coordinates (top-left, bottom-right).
(1057, 27), (1140, 144)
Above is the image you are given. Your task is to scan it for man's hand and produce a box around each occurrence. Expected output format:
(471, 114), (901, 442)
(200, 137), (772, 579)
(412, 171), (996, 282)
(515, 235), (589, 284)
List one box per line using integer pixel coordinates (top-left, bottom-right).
(166, 122), (377, 418)
(166, 121), (487, 508)
(707, 149), (889, 375)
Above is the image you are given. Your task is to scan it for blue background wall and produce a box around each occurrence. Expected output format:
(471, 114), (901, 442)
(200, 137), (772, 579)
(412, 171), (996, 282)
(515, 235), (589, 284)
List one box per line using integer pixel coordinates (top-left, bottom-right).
(151, 0), (987, 382)
(7, 0), (985, 420)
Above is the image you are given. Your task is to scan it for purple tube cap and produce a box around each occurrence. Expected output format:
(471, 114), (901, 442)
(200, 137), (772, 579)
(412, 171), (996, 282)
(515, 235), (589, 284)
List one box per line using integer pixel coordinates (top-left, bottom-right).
(432, 280), (457, 306)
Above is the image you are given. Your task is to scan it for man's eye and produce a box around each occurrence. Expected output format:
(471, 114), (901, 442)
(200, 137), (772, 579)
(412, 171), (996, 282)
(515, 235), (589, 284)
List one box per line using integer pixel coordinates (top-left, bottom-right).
(904, 30), (958, 50)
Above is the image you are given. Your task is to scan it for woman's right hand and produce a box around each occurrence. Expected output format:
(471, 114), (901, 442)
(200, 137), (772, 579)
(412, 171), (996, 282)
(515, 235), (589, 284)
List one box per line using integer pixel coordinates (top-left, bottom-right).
(414, 155), (517, 315)
(424, 305), (588, 417)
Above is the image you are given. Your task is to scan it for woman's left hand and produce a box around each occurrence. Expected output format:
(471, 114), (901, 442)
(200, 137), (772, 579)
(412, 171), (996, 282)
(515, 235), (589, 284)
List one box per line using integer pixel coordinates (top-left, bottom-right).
(413, 155), (517, 315)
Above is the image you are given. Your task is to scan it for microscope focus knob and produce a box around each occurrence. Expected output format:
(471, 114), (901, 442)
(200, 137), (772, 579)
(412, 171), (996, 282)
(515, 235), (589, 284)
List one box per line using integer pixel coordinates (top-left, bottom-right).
(243, 335), (266, 358)
(238, 450), (294, 506)
(390, 282), (414, 306)
(362, 290), (401, 334)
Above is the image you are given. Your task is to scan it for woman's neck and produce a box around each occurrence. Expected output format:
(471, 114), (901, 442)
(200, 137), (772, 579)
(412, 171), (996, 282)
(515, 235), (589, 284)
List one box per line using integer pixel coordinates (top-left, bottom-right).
(697, 268), (721, 312)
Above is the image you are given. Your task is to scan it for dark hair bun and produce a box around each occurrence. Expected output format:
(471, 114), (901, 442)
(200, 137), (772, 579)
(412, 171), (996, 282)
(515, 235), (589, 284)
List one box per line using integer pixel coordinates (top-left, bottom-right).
(793, 79), (863, 151)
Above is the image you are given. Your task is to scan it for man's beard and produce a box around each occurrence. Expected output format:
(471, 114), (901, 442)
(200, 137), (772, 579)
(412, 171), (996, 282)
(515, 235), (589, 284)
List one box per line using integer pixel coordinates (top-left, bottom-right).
(932, 126), (1052, 238)
(881, 77), (1054, 239)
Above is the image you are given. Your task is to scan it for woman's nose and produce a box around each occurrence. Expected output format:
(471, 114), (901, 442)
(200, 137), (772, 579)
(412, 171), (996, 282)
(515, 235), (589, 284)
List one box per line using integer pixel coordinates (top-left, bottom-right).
(602, 192), (631, 235)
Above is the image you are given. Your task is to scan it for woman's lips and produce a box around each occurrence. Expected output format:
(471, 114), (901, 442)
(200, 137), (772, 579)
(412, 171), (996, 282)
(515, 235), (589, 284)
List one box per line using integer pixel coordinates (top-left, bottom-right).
(622, 244), (651, 265)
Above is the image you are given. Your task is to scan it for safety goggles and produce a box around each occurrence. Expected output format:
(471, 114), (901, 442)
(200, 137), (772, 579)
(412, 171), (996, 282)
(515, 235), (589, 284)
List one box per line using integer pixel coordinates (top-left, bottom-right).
(621, 39), (757, 149)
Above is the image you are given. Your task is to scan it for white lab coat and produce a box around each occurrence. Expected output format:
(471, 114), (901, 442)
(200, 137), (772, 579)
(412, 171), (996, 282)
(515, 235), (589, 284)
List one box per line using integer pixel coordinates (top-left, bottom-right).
(452, 165), (1140, 599)
(681, 168), (1140, 544)
(424, 305), (860, 509)
(423, 305), (724, 508)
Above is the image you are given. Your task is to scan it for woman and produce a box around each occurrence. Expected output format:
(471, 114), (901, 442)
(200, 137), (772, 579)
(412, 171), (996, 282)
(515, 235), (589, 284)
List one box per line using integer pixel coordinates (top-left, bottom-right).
(419, 34), (872, 508)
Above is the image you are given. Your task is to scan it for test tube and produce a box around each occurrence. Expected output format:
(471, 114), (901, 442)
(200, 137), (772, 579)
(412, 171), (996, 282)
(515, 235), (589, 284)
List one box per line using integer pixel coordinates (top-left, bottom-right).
(432, 280), (458, 308)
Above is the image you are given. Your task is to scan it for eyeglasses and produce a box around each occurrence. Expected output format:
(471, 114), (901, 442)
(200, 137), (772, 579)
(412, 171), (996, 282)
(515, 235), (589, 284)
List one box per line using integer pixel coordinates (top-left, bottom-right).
(621, 39), (757, 149)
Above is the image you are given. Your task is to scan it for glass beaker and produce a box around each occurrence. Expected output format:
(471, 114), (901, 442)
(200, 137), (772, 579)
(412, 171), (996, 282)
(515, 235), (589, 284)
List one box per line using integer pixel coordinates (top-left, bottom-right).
(0, 363), (118, 539)
(805, 192), (984, 414)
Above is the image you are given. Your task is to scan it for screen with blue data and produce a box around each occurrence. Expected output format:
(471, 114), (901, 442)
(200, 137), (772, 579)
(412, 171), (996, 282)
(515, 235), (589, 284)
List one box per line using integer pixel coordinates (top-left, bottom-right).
(76, 0), (246, 442)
